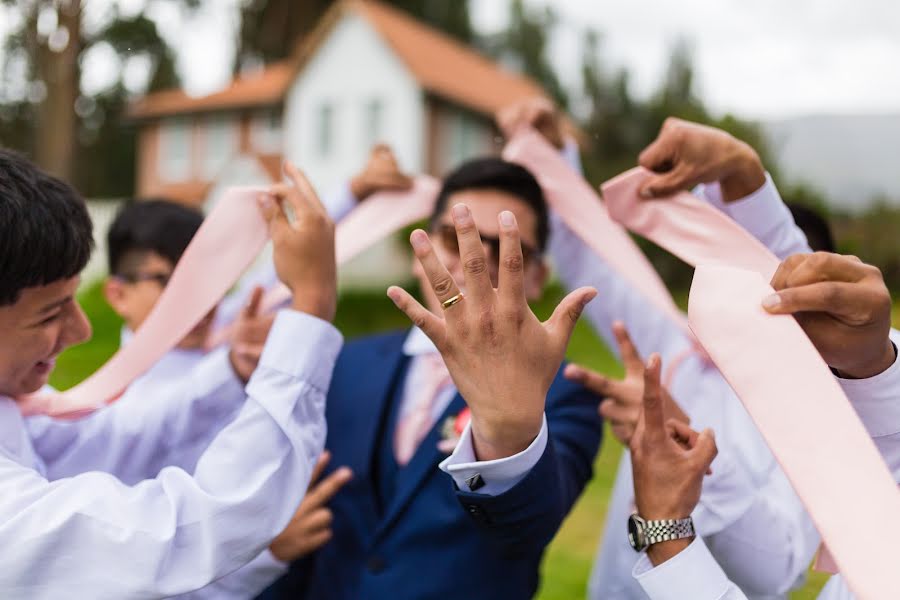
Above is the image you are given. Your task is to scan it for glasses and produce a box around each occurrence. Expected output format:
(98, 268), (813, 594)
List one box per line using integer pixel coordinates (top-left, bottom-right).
(114, 271), (172, 287)
(435, 224), (540, 263)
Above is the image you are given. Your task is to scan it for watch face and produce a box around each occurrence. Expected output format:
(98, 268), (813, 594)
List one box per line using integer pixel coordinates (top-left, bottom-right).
(627, 514), (646, 552)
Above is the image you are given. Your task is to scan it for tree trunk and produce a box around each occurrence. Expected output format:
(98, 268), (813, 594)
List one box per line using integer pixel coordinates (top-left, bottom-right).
(34, 0), (81, 183)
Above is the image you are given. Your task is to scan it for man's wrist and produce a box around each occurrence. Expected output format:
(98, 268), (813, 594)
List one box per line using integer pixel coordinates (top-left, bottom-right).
(646, 537), (694, 567)
(719, 142), (766, 203)
(470, 413), (543, 461)
(836, 340), (897, 380)
(291, 290), (336, 323)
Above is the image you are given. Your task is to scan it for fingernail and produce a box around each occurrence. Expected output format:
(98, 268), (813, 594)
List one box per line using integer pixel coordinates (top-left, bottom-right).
(410, 230), (429, 251)
(386, 286), (401, 303)
(640, 187), (654, 199)
(499, 210), (515, 228)
(451, 203), (469, 222)
(257, 195), (272, 209)
(565, 365), (582, 379)
(337, 466), (353, 479)
(762, 294), (781, 309)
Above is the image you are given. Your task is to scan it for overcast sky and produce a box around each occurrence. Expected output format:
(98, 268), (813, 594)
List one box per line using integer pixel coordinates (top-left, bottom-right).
(3, 0), (900, 121)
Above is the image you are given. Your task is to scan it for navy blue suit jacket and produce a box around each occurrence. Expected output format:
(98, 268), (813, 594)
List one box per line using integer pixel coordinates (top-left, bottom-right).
(259, 329), (603, 600)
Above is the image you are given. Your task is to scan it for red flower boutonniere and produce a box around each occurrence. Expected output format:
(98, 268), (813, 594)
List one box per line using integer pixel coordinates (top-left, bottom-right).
(437, 407), (471, 454)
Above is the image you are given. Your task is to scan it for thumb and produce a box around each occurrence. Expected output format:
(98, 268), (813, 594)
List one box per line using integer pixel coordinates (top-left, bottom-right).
(547, 286), (597, 347)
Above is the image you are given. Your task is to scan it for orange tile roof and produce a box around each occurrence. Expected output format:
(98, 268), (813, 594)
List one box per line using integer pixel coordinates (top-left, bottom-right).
(129, 63), (293, 120)
(353, 1), (546, 116)
(130, 0), (549, 121)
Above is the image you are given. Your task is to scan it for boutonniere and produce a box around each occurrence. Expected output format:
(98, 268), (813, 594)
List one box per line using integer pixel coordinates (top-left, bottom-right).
(437, 407), (471, 454)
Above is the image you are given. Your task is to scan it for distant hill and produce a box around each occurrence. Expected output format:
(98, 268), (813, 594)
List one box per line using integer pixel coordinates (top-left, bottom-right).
(762, 114), (900, 212)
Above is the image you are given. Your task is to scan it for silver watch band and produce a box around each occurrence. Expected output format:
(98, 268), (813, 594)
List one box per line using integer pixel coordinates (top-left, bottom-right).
(643, 517), (695, 546)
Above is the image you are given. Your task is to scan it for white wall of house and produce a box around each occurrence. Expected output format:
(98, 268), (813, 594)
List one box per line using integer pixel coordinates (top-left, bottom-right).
(283, 13), (425, 194)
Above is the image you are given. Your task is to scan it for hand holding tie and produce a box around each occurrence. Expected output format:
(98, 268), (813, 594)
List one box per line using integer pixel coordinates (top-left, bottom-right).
(349, 144), (413, 202)
(387, 203), (596, 461)
(259, 162), (337, 322)
(764, 252), (895, 379)
(638, 117), (766, 202)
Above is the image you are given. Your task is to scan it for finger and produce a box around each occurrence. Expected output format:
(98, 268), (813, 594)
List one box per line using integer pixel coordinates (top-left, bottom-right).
(564, 363), (614, 396)
(303, 528), (333, 554)
(407, 229), (462, 307)
(284, 161), (328, 215)
(257, 193), (288, 237)
(497, 210), (526, 309)
(609, 423), (635, 446)
(546, 286), (598, 350)
(783, 252), (869, 289)
(612, 321), (643, 373)
(762, 281), (872, 319)
(689, 428), (719, 472)
(667, 419), (699, 450)
(242, 286), (265, 319)
(639, 164), (696, 199)
(599, 400), (637, 424)
(641, 354), (666, 441)
(637, 131), (676, 173)
(306, 466), (353, 508)
(387, 286), (446, 344)
(450, 204), (494, 304)
(302, 507), (334, 532)
(307, 451), (331, 489)
(769, 253), (807, 292)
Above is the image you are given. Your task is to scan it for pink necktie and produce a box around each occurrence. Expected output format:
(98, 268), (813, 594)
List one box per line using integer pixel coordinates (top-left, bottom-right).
(23, 177), (440, 418)
(689, 265), (900, 600)
(502, 128), (689, 337)
(601, 168), (780, 280)
(394, 353), (453, 466)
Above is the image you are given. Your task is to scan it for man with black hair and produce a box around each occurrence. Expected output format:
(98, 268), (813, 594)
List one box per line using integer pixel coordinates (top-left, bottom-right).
(264, 157), (604, 600)
(0, 149), (343, 598)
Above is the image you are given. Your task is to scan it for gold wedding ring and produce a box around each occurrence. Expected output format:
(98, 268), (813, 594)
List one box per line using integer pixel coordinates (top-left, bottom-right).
(441, 293), (465, 310)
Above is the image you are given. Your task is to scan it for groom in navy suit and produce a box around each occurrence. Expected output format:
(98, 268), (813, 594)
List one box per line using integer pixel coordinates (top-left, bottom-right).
(261, 157), (604, 599)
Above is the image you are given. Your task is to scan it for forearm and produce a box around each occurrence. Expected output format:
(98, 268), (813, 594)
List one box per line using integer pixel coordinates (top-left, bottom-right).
(1, 310), (340, 598)
(29, 347), (246, 484)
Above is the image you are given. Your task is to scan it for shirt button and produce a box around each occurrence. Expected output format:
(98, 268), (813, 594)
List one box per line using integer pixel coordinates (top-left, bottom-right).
(366, 556), (386, 573)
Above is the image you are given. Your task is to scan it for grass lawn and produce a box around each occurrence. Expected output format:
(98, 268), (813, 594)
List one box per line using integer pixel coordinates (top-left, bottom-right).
(51, 281), (856, 599)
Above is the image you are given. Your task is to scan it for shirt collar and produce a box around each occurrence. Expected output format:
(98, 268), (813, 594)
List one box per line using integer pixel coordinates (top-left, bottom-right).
(402, 327), (439, 357)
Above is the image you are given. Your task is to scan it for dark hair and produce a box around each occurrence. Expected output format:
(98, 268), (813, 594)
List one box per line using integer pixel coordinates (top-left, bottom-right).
(788, 203), (836, 253)
(0, 149), (94, 306)
(107, 199), (204, 274)
(431, 158), (550, 251)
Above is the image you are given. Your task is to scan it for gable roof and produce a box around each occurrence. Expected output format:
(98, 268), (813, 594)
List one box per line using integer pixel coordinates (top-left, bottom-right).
(130, 0), (547, 120)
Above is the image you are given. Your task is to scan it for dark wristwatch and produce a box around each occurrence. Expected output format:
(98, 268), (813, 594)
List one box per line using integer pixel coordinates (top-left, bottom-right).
(627, 513), (695, 553)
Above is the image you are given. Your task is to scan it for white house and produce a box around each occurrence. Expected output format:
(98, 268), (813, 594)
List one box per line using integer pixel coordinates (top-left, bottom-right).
(129, 0), (553, 209)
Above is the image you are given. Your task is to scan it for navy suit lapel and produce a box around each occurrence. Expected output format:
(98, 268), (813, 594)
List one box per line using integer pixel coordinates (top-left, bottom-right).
(336, 332), (408, 483)
(374, 391), (469, 541)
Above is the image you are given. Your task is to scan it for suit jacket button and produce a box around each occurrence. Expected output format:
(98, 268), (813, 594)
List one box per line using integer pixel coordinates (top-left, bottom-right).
(366, 556), (386, 573)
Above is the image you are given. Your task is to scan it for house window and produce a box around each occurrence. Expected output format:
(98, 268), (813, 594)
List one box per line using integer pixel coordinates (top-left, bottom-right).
(252, 109), (282, 153)
(203, 114), (237, 178)
(317, 102), (334, 158)
(365, 99), (383, 147)
(449, 111), (480, 165)
(159, 117), (192, 182)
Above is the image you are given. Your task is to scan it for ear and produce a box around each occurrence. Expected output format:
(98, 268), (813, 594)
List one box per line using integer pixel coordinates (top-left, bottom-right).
(103, 278), (129, 317)
(525, 258), (549, 300)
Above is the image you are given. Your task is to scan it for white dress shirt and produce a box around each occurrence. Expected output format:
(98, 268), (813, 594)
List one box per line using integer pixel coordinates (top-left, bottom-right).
(0, 309), (341, 599)
(546, 170), (818, 599)
(631, 334), (900, 600)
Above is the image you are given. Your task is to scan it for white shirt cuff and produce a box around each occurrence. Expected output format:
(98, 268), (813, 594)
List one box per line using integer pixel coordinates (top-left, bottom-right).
(721, 173), (791, 239)
(439, 414), (548, 495)
(633, 537), (735, 600)
(258, 310), (343, 393)
(837, 334), (900, 439)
